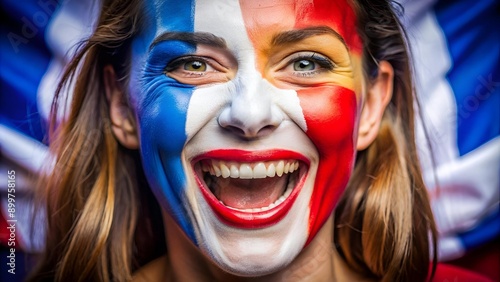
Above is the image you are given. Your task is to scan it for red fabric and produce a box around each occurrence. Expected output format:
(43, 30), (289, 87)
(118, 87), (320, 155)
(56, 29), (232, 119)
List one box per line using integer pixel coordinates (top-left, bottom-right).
(431, 263), (494, 282)
(0, 211), (10, 246)
(448, 239), (500, 282)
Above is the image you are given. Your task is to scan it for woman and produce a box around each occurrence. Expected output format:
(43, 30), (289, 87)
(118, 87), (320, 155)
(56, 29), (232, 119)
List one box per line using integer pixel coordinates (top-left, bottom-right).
(29, 0), (438, 281)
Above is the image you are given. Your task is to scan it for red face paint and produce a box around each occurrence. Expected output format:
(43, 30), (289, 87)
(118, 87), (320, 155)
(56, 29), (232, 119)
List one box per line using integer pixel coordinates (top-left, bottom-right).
(240, 0), (362, 55)
(293, 0), (362, 53)
(239, 0), (362, 243)
(298, 86), (358, 244)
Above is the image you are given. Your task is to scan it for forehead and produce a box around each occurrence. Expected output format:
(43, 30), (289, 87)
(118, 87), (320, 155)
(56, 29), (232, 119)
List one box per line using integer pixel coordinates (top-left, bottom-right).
(142, 0), (362, 53)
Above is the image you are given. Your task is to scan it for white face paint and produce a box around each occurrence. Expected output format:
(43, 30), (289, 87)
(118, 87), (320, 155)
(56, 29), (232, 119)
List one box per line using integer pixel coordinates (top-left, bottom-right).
(179, 1), (316, 275)
(132, 0), (362, 276)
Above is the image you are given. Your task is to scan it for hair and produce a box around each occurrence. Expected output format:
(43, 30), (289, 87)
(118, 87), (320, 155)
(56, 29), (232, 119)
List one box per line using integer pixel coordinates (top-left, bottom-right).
(28, 0), (437, 281)
(334, 1), (438, 281)
(27, 1), (165, 281)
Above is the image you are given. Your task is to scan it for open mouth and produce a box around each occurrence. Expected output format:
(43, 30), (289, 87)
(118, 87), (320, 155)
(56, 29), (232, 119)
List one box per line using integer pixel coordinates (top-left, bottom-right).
(193, 150), (308, 229)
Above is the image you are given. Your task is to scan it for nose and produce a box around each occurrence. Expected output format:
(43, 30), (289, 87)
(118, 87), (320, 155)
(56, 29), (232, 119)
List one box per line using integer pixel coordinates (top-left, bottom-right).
(218, 77), (283, 139)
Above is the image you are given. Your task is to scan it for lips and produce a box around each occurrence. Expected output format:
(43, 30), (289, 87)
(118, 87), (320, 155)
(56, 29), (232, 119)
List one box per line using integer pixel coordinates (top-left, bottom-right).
(193, 149), (309, 228)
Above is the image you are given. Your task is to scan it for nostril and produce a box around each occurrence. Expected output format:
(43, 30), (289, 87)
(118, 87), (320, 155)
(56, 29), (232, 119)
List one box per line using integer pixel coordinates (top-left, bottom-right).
(258, 124), (277, 136)
(220, 123), (279, 139)
(217, 101), (283, 139)
(223, 125), (247, 137)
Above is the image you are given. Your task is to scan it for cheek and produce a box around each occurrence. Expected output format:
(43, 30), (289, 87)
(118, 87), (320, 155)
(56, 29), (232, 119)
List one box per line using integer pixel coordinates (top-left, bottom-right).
(298, 86), (358, 150)
(297, 86), (358, 243)
(136, 83), (198, 241)
(138, 86), (193, 154)
(134, 40), (199, 158)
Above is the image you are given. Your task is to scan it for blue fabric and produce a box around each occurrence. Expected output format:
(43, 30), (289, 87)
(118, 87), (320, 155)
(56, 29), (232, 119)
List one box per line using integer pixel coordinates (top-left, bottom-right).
(434, 0), (500, 156)
(459, 210), (500, 250)
(434, 0), (500, 252)
(0, 0), (60, 141)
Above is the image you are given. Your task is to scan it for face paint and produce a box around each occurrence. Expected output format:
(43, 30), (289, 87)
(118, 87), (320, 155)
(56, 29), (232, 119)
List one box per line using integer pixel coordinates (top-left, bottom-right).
(129, 0), (363, 276)
(131, 0), (197, 241)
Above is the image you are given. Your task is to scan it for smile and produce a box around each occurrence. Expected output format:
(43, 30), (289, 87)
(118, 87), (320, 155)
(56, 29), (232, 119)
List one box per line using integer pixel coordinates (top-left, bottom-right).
(193, 150), (309, 229)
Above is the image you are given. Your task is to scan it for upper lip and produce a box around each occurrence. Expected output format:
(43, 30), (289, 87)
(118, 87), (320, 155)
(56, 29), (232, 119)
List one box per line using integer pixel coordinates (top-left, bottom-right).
(192, 149), (310, 164)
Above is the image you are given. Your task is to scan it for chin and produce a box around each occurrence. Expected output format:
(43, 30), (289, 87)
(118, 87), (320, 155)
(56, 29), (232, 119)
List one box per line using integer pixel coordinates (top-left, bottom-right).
(181, 149), (318, 276)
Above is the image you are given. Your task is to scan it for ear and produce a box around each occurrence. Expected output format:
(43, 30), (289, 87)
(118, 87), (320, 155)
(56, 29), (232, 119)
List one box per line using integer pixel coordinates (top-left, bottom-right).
(357, 61), (394, 150)
(104, 65), (139, 149)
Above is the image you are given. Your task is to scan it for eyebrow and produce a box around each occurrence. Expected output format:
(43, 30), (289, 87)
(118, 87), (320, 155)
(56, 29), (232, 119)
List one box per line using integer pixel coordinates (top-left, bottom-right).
(150, 32), (227, 50)
(271, 26), (348, 49)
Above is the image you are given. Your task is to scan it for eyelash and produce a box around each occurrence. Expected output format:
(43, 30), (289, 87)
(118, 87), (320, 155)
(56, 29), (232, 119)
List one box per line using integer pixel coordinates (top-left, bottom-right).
(285, 53), (336, 77)
(163, 52), (335, 84)
(165, 56), (213, 76)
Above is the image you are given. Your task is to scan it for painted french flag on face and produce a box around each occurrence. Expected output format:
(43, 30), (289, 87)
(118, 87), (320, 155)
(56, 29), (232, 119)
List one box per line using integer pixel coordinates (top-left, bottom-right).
(178, 0), (363, 248)
(5, 0), (497, 277)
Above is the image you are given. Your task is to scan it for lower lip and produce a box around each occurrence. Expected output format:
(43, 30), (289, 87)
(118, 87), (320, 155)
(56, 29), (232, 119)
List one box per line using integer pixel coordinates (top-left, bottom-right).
(193, 150), (308, 229)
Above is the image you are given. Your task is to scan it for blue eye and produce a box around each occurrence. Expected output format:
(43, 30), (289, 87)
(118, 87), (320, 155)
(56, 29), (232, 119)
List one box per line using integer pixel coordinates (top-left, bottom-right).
(274, 51), (339, 85)
(293, 59), (315, 71)
(287, 53), (335, 75)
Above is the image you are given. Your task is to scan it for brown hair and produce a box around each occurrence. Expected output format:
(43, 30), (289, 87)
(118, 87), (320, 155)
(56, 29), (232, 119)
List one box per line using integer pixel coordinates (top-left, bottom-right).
(335, 1), (438, 281)
(28, 0), (437, 281)
(28, 1), (164, 281)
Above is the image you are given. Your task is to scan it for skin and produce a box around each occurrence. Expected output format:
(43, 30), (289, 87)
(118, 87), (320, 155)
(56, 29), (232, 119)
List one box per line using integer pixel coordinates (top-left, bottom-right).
(132, 216), (372, 282)
(105, 0), (394, 280)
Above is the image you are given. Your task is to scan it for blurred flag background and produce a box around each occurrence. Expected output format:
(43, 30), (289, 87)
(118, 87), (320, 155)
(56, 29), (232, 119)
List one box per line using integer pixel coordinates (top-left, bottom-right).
(0, 0), (498, 280)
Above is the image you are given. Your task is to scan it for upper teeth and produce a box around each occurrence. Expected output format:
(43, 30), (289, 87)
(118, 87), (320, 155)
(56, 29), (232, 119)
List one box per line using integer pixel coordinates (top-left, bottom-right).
(201, 160), (299, 179)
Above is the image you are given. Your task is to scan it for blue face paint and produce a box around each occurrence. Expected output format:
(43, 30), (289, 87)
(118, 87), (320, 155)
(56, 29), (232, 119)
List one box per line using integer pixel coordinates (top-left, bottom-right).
(124, 0), (367, 275)
(130, 0), (197, 242)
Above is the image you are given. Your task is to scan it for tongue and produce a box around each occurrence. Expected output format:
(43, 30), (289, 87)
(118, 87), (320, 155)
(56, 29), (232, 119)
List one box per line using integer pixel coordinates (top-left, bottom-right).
(210, 175), (289, 209)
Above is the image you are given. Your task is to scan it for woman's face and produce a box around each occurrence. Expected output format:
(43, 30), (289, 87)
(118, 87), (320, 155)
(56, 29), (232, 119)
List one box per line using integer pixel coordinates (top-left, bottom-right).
(129, 0), (363, 276)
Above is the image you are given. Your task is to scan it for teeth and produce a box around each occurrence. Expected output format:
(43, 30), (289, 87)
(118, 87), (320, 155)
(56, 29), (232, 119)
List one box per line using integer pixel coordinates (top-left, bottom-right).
(253, 162), (267, 179)
(276, 161), (284, 177)
(214, 165), (222, 177)
(201, 159), (301, 212)
(239, 164), (253, 179)
(203, 160), (300, 179)
(266, 163), (276, 177)
(230, 165), (239, 178)
(220, 163), (230, 178)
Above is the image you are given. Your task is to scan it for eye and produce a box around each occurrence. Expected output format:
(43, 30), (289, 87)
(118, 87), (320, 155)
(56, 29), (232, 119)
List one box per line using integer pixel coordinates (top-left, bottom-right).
(280, 52), (335, 77)
(165, 55), (231, 85)
(184, 60), (207, 72)
(166, 56), (215, 74)
(272, 52), (338, 86)
(293, 59), (316, 71)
